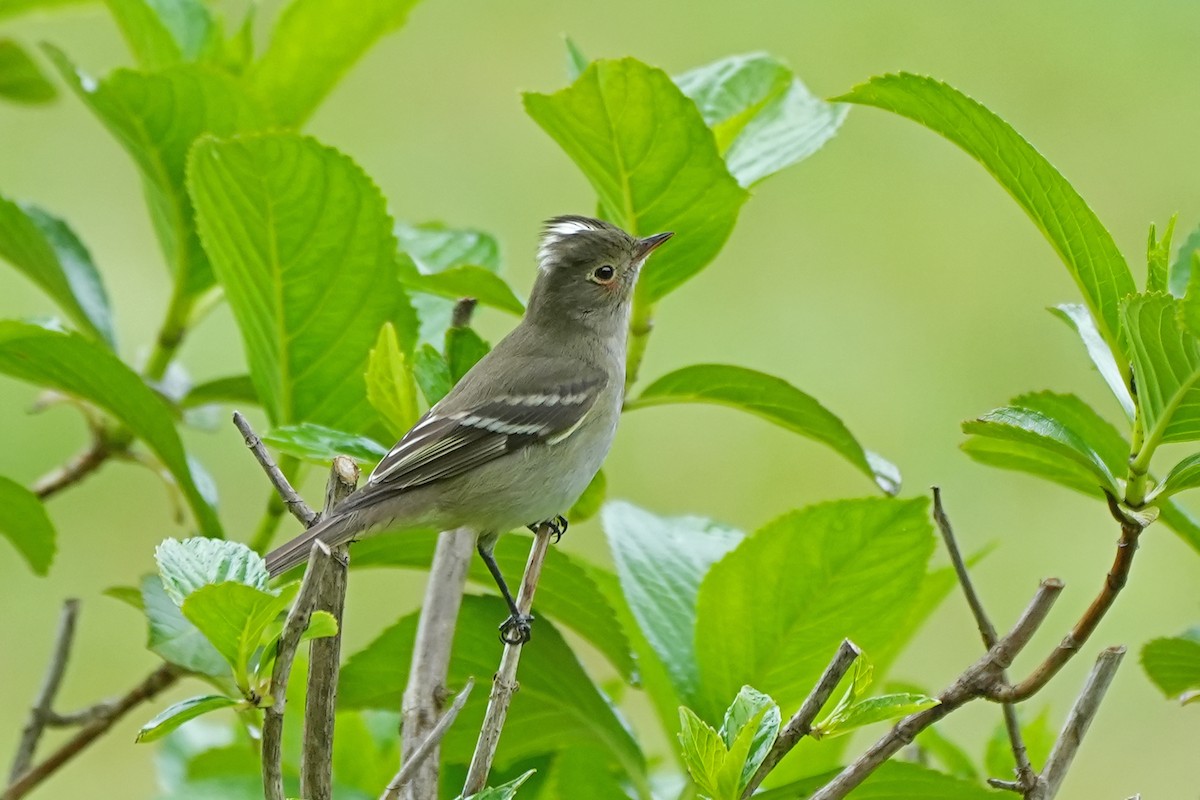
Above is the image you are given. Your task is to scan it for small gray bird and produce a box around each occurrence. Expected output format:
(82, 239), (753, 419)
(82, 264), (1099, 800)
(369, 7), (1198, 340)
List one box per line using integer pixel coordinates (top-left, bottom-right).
(265, 215), (672, 642)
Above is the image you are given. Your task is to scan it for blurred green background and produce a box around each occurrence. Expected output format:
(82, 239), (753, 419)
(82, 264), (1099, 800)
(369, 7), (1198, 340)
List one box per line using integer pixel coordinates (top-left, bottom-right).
(2, 1), (1198, 797)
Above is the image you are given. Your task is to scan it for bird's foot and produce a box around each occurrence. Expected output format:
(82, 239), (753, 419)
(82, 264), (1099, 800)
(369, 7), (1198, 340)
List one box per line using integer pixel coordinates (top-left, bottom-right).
(528, 515), (568, 543)
(498, 613), (534, 645)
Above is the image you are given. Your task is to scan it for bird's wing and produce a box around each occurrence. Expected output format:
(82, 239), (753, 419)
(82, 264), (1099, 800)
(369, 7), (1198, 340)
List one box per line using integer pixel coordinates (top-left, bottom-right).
(362, 372), (607, 495)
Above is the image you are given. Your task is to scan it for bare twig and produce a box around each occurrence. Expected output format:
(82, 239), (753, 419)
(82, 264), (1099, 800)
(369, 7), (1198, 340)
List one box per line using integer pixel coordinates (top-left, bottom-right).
(400, 529), (476, 800)
(9, 600), (80, 782)
(233, 411), (316, 527)
(3, 663), (181, 800)
(808, 579), (1064, 800)
(263, 541), (331, 800)
(1034, 647), (1126, 800)
(932, 487), (1034, 790)
(462, 526), (554, 795)
(31, 439), (110, 500)
(382, 677), (475, 800)
(301, 456), (359, 800)
(741, 640), (861, 798)
(990, 496), (1144, 703)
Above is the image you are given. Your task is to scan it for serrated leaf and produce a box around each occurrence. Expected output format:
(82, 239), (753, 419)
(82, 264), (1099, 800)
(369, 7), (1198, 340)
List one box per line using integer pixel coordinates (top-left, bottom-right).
(525, 58), (748, 301)
(984, 706), (1054, 779)
(837, 73), (1134, 358)
(678, 707), (728, 799)
(398, 259), (524, 316)
(567, 469), (605, 522)
(694, 498), (933, 722)
(301, 610), (338, 641)
(141, 575), (228, 676)
(1124, 292), (1200, 444)
(459, 769), (536, 800)
(719, 687), (781, 793)
(105, 0), (218, 69)
(1049, 304), (1135, 420)
(630, 364), (900, 495)
(1169, 224), (1200, 297)
(0, 39), (55, 103)
(813, 693), (938, 739)
(338, 595), (644, 779)
(0, 475), (55, 575)
(962, 406), (1120, 496)
(249, 0), (420, 125)
(48, 49), (267, 297)
(0, 197), (113, 346)
(675, 52), (847, 187)
(350, 529), (636, 683)
(366, 322), (419, 437)
(181, 582), (297, 687)
(413, 344), (452, 405)
(136, 695), (241, 743)
(179, 375), (258, 410)
(1147, 217), (1176, 295)
(1142, 633), (1200, 699)
(156, 538), (268, 605)
(262, 423), (387, 466)
(0, 322), (221, 535)
(189, 132), (418, 433)
(445, 325), (490, 384)
(602, 501), (743, 702)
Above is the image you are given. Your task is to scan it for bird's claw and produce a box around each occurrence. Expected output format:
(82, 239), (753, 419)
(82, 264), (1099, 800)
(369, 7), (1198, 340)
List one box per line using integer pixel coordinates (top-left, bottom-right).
(498, 613), (534, 645)
(529, 515), (569, 543)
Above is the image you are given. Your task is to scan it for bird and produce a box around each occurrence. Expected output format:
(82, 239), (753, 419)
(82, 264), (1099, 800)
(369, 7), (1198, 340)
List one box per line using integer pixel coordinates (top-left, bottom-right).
(264, 215), (673, 643)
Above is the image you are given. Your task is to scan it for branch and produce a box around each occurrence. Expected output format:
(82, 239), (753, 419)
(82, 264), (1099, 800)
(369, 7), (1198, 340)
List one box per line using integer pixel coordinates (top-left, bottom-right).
(31, 438), (110, 500)
(990, 495), (1145, 703)
(381, 677), (475, 800)
(932, 487), (1034, 790)
(263, 540), (331, 800)
(741, 640), (861, 798)
(3, 663), (181, 800)
(462, 526), (554, 796)
(301, 456), (359, 800)
(1033, 646), (1126, 800)
(808, 579), (1064, 800)
(399, 529), (475, 800)
(232, 411), (316, 527)
(9, 600), (80, 782)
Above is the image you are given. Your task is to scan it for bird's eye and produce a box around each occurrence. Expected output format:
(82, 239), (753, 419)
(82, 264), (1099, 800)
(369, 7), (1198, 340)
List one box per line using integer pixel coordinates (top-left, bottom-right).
(591, 265), (616, 283)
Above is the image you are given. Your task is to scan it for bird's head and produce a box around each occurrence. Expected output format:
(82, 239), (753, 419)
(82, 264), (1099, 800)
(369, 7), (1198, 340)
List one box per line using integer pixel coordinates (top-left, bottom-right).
(526, 215), (672, 329)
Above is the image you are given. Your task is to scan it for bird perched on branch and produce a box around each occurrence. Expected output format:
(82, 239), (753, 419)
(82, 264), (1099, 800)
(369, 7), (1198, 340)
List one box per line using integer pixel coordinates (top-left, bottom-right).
(265, 215), (672, 643)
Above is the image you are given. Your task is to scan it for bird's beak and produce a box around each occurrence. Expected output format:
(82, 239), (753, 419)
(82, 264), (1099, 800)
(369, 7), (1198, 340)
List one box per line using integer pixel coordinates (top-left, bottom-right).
(635, 231), (674, 261)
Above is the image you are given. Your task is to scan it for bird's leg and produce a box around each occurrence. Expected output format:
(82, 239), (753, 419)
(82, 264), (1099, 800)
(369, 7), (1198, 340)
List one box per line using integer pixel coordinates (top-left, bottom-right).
(527, 514), (568, 543)
(476, 542), (532, 644)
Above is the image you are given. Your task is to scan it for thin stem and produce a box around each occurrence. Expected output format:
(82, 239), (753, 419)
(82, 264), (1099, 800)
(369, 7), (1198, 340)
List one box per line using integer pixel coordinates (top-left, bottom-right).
(932, 487), (1034, 790)
(624, 290), (654, 393)
(31, 439), (111, 500)
(381, 678), (475, 800)
(462, 527), (553, 795)
(233, 412), (316, 529)
(740, 640), (861, 798)
(142, 282), (195, 383)
(9, 600), (80, 783)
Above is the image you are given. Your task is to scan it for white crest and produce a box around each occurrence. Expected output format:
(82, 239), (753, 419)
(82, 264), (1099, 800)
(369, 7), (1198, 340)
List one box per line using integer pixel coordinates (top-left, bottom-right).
(537, 217), (602, 272)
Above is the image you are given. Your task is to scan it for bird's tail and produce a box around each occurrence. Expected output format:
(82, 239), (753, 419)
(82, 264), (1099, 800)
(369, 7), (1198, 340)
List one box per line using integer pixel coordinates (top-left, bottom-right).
(265, 512), (357, 577)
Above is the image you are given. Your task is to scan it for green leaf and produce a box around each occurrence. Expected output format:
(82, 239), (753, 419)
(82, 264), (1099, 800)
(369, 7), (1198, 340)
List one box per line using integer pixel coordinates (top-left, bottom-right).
(813, 693), (938, 739)
(694, 498), (933, 722)
(758, 761), (1006, 800)
(446, 326), (490, 384)
(1049, 304), (1135, 420)
(0, 196), (114, 345)
(567, 469), (605, 523)
(984, 706), (1054, 779)
(719, 686), (781, 792)
(1124, 292), (1200, 444)
(1151, 453), (1200, 501)
(398, 262), (523, 316)
(181, 582), (297, 687)
(179, 375), (258, 410)
(1142, 632), (1200, 699)
(141, 575), (228, 676)
(104, 0), (217, 69)
(136, 695), (241, 743)
(339, 595), (645, 780)
(564, 37), (588, 81)
(459, 770), (536, 800)
(302, 610), (338, 641)
(350, 529), (637, 683)
(675, 52), (847, 187)
(630, 364), (900, 495)
(602, 500), (743, 702)
(1147, 217), (1177, 295)
(49, 49), (267, 297)
(541, 747), (627, 800)
(837, 73), (1135, 357)
(678, 707), (729, 800)
(248, 0), (420, 126)
(913, 724), (978, 781)
(961, 405), (1120, 496)
(189, 132), (417, 433)
(1169, 223), (1200, 297)
(366, 322), (419, 437)
(413, 344), (452, 405)
(525, 58), (749, 301)
(0, 39), (55, 103)
(104, 584), (145, 610)
(0, 322), (221, 535)
(262, 423), (387, 466)
(156, 537), (268, 605)
(1158, 498), (1200, 554)
(0, 475), (55, 575)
